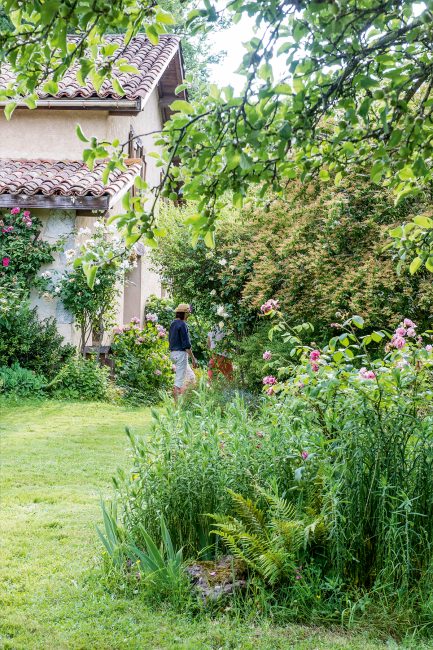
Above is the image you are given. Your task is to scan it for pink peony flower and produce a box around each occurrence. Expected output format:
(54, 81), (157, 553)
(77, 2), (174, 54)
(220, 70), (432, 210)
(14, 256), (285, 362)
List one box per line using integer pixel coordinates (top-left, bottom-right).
(359, 367), (376, 380)
(311, 362), (319, 372)
(263, 350), (272, 361)
(260, 298), (280, 314)
(23, 210), (31, 218)
(310, 349), (320, 362)
(403, 318), (416, 329)
(396, 327), (406, 337)
(391, 335), (406, 349)
(262, 375), (277, 385)
(301, 450), (309, 460)
(2, 257), (10, 267)
(10, 207), (20, 215)
(406, 327), (416, 338)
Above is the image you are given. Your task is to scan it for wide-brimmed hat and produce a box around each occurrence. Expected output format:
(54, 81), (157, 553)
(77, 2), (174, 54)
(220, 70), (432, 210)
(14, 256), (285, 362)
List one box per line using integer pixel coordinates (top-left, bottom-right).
(175, 303), (191, 313)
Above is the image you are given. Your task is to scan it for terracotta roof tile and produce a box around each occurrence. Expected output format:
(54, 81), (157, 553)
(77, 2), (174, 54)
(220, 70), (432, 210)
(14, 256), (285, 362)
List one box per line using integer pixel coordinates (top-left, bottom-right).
(0, 159), (142, 197)
(0, 34), (180, 101)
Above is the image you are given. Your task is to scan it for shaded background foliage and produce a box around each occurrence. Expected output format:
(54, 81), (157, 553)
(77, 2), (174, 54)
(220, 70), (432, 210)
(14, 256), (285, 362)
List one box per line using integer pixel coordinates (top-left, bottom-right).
(153, 178), (433, 349)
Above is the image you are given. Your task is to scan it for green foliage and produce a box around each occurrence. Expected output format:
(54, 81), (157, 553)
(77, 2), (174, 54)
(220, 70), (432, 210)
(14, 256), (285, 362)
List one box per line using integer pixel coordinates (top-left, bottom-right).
(49, 355), (111, 401)
(0, 301), (74, 379)
(111, 318), (173, 403)
(0, 363), (45, 396)
(211, 488), (325, 586)
(236, 323), (292, 388)
(145, 294), (175, 330)
(97, 500), (186, 602)
(0, 208), (57, 297)
(389, 213), (433, 274)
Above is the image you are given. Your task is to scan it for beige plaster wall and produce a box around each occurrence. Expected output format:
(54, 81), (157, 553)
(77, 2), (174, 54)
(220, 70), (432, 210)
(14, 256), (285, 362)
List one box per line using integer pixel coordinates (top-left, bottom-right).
(0, 110), (107, 158)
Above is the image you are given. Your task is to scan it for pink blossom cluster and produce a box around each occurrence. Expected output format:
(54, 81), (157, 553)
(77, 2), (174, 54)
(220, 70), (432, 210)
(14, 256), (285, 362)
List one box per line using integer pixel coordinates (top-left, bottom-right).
(10, 207), (20, 215)
(309, 349), (320, 372)
(262, 350), (272, 361)
(22, 210), (32, 228)
(146, 312), (158, 323)
(2, 225), (14, 233)
(2, 257), (10, 267)
(130, 316), (140, 325)
(359, 367), (376, 380)
(390, 318), (417, 349)
(113, 326), (123, 335)
(156, 324), (167, 338)
(262, 375), (277, 386)
(260, 298), (280, 314)
(426, 345), (433, 353)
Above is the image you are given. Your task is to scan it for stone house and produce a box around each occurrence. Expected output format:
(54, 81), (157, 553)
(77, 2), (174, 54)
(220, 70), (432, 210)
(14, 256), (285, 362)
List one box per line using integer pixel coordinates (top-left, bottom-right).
(0, 34), (185, 346)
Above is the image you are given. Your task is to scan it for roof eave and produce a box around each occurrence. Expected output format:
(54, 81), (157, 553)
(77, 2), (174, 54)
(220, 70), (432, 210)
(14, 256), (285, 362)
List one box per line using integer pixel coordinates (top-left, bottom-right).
(0, 98), (142, 113)
(0, 193), (110, 211)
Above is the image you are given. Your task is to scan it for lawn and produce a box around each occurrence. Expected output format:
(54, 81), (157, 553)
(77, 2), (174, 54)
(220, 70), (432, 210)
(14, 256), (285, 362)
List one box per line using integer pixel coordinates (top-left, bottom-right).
(0, 400), (422, 649)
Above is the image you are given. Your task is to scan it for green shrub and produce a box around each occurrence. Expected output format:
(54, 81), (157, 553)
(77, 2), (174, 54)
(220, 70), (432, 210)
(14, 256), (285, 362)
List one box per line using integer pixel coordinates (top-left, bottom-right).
(111, 317), (173, 404)
(49, 356), (111, 401)
(0, 363), (45, 397)
(0, 301), (74, 379)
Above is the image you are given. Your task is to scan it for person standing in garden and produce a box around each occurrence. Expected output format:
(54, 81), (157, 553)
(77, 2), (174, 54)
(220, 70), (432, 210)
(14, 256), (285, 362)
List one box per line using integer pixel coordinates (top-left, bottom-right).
(169, 303), (197, 399)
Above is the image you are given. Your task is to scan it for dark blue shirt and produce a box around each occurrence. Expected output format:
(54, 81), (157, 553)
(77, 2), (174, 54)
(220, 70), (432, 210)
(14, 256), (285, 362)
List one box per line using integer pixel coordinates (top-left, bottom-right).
(169, 319), (191, 351)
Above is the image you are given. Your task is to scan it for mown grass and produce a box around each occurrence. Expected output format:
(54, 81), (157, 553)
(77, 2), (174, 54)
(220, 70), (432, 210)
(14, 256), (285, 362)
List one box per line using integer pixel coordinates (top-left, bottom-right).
(0, 400), (424, 649)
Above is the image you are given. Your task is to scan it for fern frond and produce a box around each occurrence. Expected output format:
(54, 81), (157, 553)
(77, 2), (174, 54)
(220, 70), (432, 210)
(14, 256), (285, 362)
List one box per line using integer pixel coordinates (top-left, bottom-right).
(228, 490), (267, 536)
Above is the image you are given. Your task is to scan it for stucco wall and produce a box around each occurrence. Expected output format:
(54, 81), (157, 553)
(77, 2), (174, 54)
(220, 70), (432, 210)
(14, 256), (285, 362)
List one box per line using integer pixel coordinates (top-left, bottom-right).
(2, 88), (165, 343)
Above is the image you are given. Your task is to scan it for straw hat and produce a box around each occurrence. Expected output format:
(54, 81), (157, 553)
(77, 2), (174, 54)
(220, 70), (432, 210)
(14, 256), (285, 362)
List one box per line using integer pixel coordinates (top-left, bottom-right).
(174, 303), (191, 313)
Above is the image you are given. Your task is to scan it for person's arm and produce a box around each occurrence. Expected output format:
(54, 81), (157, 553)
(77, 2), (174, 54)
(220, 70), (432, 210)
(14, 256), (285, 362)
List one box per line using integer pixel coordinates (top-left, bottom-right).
(180, 323), (197, 366)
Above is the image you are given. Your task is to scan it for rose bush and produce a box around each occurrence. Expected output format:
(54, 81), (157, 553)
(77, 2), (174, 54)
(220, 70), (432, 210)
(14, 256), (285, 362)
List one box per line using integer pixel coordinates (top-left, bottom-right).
(111, 316), (173, 403)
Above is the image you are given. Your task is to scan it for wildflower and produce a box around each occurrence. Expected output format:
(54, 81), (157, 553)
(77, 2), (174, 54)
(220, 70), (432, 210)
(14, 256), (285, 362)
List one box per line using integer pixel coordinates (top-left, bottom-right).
(10, 207), (20, 215)
(406, 327), (416, 338)
(2, 257), (10, 267)
(301, 450), (309, 460)
(359, 367), (376, 380)
(262, 375), (277, 385)
(146, 312), (158, 323)
(309, 349), (320, 362)
(403, 318), (416, 329)
(262, 350), (272, 361)
(260, 298), (280, 314)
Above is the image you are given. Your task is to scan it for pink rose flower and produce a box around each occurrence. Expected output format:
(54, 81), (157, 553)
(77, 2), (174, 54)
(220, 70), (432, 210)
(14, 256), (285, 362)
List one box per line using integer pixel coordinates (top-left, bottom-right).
(23, 210), (31, 218)
(425, 345), (433, 353)
(262, 375), (277, 385)
(10, 207), (20, 215)
(263, 350), (272, 361)
(391, 335), (406, 349)
(310, 350), (320, 362)
(403, 318), (416, 329)
(406, 327), (416, 338)
(359, 367), (376, 380)
(260, 299), (280, 314)
(395, 327), (406, 337)
(2, 257), (10, 267)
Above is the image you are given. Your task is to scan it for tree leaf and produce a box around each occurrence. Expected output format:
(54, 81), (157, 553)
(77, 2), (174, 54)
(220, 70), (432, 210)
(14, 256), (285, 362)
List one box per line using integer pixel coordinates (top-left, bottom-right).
(409, 256), (423, 274)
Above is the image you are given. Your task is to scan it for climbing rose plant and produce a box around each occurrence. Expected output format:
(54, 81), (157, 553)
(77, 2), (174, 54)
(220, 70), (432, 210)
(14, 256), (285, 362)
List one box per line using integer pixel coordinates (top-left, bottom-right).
(0, 207), (57, 296)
